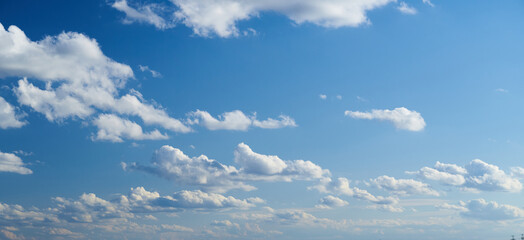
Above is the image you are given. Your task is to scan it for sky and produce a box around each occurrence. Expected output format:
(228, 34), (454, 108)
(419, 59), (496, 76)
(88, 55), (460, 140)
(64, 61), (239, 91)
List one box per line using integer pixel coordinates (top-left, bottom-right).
(1, 0), (524, 239)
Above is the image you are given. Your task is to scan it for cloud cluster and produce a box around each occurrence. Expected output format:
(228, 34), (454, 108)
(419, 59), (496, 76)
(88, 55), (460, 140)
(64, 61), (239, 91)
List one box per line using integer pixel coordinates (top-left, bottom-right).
(112, 0), (401, 37)
(345, 107), (426, 131)
(409, 159), (522, 192)
(0, 22), (295, 141)
(0, 151), (32, 175)
(124, 143), (330, 192)
(315, 195), (349, 209)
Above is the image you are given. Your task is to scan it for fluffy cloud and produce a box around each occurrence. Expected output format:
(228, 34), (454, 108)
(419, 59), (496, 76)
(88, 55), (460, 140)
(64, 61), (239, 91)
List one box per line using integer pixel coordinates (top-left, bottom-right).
(0, 22), (293, 141)
(345, 107), (426, 131)
(409, 159), (522, 192)
(92, 114), (168, 142)
(369, 175), (439, 196)
(113, 0), (399, 37)
(112, 0), (174, 30)
(188, 110), (296, 131)
(124, 143), (329, 192)
(315, 195), (349, 209)
(0, 151), (32, 174)
(511, 167), (524, 178)
(456, 199), (524, 221)
(0, 97), (26, 129)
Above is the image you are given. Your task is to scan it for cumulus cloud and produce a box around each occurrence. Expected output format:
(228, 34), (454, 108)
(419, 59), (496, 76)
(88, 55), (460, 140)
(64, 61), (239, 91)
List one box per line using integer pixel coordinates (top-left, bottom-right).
(92, 114), (168, 142)
(409, 159), (522, 192)
(124, 143), (329, 192)
(188, 110), (296, 131)
(112, 0), (174, 29)
(511, 167), (524, 178)
(0, 151), (32, 174)
(112, 0), (401, 37)
(345, 107), (426, 131)
(0, 97), (26, 129)
(459, 199), (524, 221)
(370, 175), (439, 196)
(397, 2), (417, 15)
(315, 195), (349, 209)
(311, 177), (400, 211)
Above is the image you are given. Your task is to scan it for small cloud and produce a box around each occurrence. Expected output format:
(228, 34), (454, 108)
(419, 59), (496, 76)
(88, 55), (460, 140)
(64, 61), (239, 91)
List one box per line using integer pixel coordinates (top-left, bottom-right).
(356, 96), (367, 102)
(495, 88), (508, 93)
(423, 0), (435, 7)
(345, 107), (426, 131)
(139, 65), (162, 78)
(398, 2), (417, 15)
(336, 95), (342, 100)
(319, 94), (327, 100)
(189, 144), (196, 149)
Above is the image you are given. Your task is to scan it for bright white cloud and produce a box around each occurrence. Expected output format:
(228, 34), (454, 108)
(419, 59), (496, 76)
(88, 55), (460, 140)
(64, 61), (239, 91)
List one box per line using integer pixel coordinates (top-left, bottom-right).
(511, 167), (524, 178)
(112, 0), (173, 29)
(409, 159), (522, 192)
(345, 107), (426, 131)
(0, 97), (25, 129)
(188, 110), (296, 131)
(315, 195), (349, 209)
(113, 0), (397, 37)
(124, 143), (329, 192)
(319, 94), (327, 100)
(0, 151), (32, 175)
(370, 175), (439, 196)
(460, 199), (524, 221)
(397, 2), (417, 15)
(92, 114), (168, 142)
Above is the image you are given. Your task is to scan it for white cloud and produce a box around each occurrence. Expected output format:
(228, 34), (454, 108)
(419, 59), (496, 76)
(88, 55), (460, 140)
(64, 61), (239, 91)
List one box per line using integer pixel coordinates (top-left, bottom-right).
(0, 22), (193, 136)
(460, 199), (524, 221)
(495, 88), (508, 93)
(0, 97), (25, 129)
(92, 114), (168, 142)
(397, 2), (417, 15)
(422, 0), (434, 7)
(113, 0), (397, 37)
(0, 151), (32, 175)
(311, 177), (400, 211)
(345, 107), (426, 131)
(409, 159), (522, 192)
(112, 0), (174, 30)
(511, 167), (524, 178)
(139, 65), (162, 78)
(161, 224), (193, 232)
(188, 110), (296, 131)
(336, 95), (342, 100)
(370, 175), (439, 196)
(124, 143), (329, 192)
(319, 94), (327, 100)
(315, 195), (349, 209)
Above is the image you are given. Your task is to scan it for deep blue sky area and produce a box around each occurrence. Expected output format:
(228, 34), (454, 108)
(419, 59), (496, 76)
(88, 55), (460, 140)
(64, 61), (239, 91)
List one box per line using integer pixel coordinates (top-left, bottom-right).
(1, 0), (524, 239)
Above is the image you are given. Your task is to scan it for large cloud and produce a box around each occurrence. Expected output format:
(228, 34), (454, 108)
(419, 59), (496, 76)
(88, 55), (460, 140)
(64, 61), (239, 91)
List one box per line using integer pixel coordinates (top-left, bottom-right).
(0, 151), (32, 175)
(345, 107), (426, 131)
(0, 97), (26, 129)
(409, 159), (522, 192)
(123, 143), (330, 192)
(442, 199), (524, 221)
(112, 0), (398, 37)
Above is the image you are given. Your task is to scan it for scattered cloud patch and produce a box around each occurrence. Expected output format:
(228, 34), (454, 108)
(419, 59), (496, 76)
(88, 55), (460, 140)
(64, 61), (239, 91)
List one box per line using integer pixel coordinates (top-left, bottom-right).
(370, 175), (439, 196)
(397, 2), (417, 15)
(460, 199), (524, 221)
(0, 151), (32, 174)
(315, 195), (349, 209)
(139, 65), (162, 78)
(319, 94), (327, 100)
(0, 97), (26, 129)
(92, 114), (168, 142)
(188, 110), (296, 131)
(495, 88), (508, 93)
(345, 107), (426, 131)
(112, 0), (174, 29)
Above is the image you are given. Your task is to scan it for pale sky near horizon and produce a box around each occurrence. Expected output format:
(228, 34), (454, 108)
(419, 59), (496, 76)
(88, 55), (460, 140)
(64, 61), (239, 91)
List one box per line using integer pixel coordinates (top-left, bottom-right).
(1, 0), (524, 239)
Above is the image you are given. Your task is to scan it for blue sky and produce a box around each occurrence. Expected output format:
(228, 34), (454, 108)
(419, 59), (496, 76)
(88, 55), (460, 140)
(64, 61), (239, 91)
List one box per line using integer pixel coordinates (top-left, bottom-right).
(1, 0), (524, 239)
